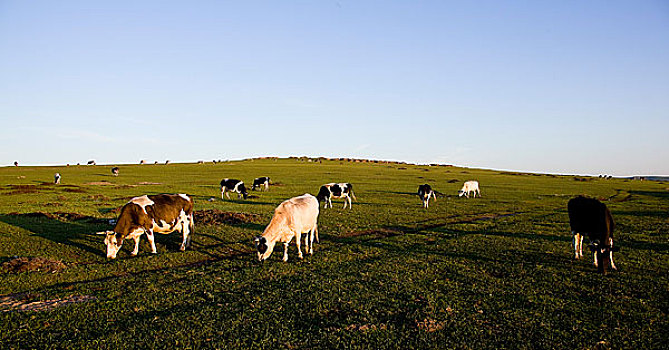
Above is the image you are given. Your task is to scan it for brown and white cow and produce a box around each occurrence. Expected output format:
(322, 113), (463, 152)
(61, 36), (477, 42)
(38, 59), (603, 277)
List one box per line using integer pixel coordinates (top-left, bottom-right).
(568, 196), (618, 274)
(254, 194), (319, 262)
(97, 194), (194, 259)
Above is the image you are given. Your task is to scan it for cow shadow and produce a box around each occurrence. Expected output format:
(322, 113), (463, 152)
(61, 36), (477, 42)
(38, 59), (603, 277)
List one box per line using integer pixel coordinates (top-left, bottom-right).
(629, 190), (669, 200)
(0, 214), (108, 257)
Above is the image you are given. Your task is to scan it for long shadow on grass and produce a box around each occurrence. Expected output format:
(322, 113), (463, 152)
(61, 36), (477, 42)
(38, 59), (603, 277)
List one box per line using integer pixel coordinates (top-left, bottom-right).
(0, 214), (108, 257)
(629, 190), (669, 200)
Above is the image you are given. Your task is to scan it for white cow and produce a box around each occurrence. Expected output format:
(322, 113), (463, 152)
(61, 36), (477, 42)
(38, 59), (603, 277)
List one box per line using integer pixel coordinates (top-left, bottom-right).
(254, 194), (319, 262)
(458, 181), (480, 198)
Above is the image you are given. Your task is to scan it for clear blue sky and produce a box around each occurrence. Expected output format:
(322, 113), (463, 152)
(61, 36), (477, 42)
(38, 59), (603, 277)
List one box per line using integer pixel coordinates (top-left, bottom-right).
(1, 1), (668, 175)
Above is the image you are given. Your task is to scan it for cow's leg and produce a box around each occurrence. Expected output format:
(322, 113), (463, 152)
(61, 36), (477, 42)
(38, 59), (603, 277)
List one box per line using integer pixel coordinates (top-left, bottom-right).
(609, 239), (617, 270)
(180, 212), (190, 251)
(146, 229), (158, 254)
(295, 232), (303, 259)
(572, 232), (581, 259)
(265, 182), (269, 191)
(131, 235), (141, 256)
(347, 196), (352, 209)
(432, 192), (436, 202)
(593, 249), (599, 268)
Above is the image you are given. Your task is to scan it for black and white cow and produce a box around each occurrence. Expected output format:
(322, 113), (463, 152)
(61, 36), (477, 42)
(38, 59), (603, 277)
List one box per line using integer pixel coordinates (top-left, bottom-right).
(54, 173), (61, 184)
(220, 178), (248, 200)
(111, 167), (119, 176)
(568, 196), (619, 274)
(316, 183), (356, 209)
(418, 184), (436, 208)
(252, 177), (270, 191)
(96, 194), (194, 259)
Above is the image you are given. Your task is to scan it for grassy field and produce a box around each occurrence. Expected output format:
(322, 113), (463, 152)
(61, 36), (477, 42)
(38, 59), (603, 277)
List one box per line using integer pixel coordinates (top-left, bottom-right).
(0, 159), (667, 349)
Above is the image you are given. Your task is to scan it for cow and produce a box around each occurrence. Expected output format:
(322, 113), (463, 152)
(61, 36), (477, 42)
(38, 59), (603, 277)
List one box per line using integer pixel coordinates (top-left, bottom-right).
(87, 160), (96, 166)
(458, 180), (480, 198)
(111, 167), (119, 176)
(567, 196), (618, 274)
(220, 179), (248, 200)
(252, 177), (270, 191)
(418, 184), (436, 208)
(316, 183), (356, 209)
(54, 173), (61, 184)
(96, 194), (194, 259)
(254, 194), (319, 262)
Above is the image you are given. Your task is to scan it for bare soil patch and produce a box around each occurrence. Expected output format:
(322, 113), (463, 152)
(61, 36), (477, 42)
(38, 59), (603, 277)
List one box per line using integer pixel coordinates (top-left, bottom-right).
(5, 211), (109, 224)
(137, 182), (162, 185)
(194, 209), (261, 226)
(2, 257), (66, 273)
(85, 181), (114, 186)
(0, 293), (95, 312)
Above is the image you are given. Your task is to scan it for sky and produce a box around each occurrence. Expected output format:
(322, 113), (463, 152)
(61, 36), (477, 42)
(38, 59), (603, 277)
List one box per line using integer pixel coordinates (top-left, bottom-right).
(1, 1), (668, 176)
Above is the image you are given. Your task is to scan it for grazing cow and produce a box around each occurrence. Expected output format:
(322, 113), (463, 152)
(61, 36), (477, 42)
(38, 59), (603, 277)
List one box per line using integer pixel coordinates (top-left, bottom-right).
(87, 160), (96, 166)
(316, 183), (356, 209)
(111, 167), (119, 176)
(418, 184), (436, 208)
(568, 196), (618, 274)
(458, 180), (480, 198)
(252, 177), (270, 191)
(13, 161), (18, 167)
(220, 179), (248, 199)
(254, 194), (319, 262)
(54, 173), (61, 184)
(96, 194), (194, 259)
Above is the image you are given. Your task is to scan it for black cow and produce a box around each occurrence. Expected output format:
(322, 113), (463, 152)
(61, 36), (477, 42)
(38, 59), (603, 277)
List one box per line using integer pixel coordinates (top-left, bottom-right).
(418, 184), (436, 208)
(252, 177), (270, 191)
(316, 183), (356, 209)
(568, 196), (618, 274)
(111, 167), (119, 176)
(220, 179), (248, 200)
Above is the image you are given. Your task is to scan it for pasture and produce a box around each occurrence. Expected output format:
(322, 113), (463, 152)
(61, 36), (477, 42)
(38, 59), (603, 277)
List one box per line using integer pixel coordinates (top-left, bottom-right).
(0, 159), (667, 349)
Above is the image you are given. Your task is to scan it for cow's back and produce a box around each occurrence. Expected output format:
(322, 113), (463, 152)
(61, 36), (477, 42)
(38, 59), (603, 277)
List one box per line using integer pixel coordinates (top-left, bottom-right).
(568, 196), (614, 240)
(278, 194), (319, 231)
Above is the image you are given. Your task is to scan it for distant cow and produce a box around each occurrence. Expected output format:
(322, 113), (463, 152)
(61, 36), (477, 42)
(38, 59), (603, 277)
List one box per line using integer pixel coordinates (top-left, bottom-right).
(568, 196), (618, 274)
(13, 161), (18, 167)
(252, 177), (270, 191)
(316, 183), (356, 209)
(458, 181), (480, 198)
(87, 160), (96, 166)
(96, 194), (194, 259)
(111, 167), (119, 176)
(254, 194), (319, 262)
(418, 184), (436, 208)
(220, 179), (248, 200)
(54, 173), (61, 184)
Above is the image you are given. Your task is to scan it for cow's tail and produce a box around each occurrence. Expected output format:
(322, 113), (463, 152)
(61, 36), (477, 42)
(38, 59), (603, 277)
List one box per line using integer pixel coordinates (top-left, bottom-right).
(313, 224), (320, 243)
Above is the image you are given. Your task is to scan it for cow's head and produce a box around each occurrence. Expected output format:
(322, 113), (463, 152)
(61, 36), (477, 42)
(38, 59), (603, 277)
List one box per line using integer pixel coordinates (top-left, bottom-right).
(254, 236), (275, 262)
(588, 240), (620, 275)
(458, 190), (465, 197)
(97, 230), (123, 259)
(239, 184), (249, 199)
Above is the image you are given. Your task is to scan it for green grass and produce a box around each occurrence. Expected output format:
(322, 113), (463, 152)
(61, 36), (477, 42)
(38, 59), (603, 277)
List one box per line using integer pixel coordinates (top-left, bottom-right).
(0, 159), (667, 349)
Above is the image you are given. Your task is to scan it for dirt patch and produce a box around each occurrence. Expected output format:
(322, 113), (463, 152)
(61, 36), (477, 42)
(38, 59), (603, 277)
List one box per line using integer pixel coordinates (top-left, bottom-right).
(64, 188), (87, 193)
(345, 323), (387, 332)
(416, 318), (446, 332)
(2, 257), (66, 273)
(447, 179), (459, 183)
(85, 181), (114, 186)
(137, 182), (162, 185)
(4, 184), (39, 195)
(5, 211), (109, 224)
(0, 293), (95, 312)
(194, 209), (261, 226)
